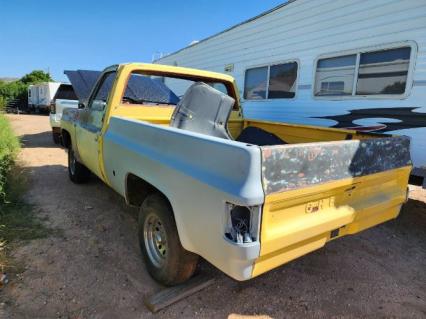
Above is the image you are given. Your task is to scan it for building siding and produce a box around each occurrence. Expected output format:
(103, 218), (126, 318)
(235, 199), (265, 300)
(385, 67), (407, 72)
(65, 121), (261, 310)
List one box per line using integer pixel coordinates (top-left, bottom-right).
(156, 0), (426, 170)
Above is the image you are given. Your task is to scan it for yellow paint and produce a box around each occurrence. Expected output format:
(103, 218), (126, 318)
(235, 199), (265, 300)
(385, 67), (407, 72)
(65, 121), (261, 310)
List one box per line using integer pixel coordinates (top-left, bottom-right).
(252, 166), (411, 277)
(244, 119), (379, 144)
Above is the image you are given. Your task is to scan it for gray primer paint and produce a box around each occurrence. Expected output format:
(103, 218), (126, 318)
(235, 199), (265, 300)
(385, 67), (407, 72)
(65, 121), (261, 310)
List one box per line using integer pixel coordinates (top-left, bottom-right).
(261, 136), (412, 194)
(103, 117), (264, 280)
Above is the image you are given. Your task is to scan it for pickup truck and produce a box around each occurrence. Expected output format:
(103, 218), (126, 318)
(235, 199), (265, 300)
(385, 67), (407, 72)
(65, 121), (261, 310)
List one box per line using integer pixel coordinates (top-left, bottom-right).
(61, 63), (412, 286)
(50, 70), (102, 144)
(50, 84), (78, 143)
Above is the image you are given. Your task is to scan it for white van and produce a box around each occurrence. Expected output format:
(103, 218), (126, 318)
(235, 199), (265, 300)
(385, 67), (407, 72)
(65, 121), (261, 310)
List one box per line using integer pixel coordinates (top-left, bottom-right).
(27, 82), (61, 113)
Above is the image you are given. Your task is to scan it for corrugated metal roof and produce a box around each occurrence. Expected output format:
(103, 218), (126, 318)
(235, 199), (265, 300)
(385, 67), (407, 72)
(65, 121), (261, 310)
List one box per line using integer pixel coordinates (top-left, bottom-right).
(155, 0), (295, 62)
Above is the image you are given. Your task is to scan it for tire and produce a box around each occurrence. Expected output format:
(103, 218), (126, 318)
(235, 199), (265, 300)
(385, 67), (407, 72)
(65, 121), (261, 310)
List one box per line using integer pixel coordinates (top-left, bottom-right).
(52, 132), (61, 144)
(138, 193), (199, 286)
(68, 145), (90, 184)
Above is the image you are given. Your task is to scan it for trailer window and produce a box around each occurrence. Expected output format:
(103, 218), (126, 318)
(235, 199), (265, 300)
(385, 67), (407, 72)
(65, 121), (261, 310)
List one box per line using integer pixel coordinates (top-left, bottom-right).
(244, 61), (298, 100)
(356, 47), (411, 95)
(315, 55), (356, 96)
(315, 45), (412, 97)
(268, 62), (297, 98)
(244, 67), (268, 100)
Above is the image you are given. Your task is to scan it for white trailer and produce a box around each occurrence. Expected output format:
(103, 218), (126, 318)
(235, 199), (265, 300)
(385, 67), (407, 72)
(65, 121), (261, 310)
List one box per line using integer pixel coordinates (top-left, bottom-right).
(27, 82), (61, 112)
(155, 0), (426, 185)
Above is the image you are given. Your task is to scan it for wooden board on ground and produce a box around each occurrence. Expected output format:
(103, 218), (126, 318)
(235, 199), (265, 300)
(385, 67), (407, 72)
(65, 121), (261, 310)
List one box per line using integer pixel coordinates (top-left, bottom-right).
(144, 275), (216, 313)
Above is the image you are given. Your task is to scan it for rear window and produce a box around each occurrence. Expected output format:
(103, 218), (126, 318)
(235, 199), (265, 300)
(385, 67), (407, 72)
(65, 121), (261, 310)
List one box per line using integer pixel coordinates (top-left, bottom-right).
(54, 84), (77, 100)
(122, 72), (234, 107)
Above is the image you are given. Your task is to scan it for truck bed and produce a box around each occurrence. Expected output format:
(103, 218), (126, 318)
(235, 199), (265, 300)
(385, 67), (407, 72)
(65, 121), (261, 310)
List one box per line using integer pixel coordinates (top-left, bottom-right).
(103, 113), (411, 280)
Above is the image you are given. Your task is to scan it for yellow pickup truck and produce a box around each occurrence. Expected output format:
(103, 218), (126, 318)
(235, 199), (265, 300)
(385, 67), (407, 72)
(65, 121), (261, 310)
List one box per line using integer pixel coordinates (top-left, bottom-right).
(61, 63), (411, 286)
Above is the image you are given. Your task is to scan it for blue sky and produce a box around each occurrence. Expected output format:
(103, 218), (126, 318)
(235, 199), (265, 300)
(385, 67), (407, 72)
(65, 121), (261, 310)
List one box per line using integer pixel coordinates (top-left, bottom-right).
(0, 0), (284, 82)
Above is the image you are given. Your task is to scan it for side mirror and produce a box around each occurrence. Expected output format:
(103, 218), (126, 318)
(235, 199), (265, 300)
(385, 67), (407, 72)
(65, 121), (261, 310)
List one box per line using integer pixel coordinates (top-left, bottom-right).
(78, 102), (85, 109)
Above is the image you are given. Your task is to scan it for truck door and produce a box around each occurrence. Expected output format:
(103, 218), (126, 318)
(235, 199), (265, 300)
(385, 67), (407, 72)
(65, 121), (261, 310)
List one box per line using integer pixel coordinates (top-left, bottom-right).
(75, 71), (116, 179)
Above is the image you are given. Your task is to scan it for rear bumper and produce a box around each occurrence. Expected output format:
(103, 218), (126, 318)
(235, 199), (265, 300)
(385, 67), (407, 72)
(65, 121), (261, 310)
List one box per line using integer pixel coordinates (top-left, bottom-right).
(252, 166), (411, 278)
(219, 238), (260, 281)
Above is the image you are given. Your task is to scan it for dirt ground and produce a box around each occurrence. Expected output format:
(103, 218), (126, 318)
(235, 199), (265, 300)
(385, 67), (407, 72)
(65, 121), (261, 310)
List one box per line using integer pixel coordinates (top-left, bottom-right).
(2, 114), (426, 319)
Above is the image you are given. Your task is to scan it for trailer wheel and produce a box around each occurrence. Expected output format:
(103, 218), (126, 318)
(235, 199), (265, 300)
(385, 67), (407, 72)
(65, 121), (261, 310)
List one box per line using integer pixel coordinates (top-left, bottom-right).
(68, 145), (90, 183)
(138, 193), (198, 286)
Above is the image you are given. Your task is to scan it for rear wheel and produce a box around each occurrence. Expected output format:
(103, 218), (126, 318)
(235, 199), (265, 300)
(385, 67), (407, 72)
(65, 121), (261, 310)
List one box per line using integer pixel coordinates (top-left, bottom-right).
(68, 145), (90, 183)
(138, 193), (198, 286)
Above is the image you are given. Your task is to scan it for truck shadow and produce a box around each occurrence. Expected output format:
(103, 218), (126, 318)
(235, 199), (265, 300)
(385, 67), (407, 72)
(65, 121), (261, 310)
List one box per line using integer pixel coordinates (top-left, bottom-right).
(19, 131), (62, 148)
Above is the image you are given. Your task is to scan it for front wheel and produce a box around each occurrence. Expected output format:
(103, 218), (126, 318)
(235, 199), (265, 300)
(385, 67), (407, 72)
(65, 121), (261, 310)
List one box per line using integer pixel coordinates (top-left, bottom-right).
(138, 193), (199, 286)
(68, 145), (90, 184)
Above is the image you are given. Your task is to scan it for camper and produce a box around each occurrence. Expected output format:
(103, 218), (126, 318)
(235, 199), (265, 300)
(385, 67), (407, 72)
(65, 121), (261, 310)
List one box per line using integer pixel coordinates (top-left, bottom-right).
(28, 82), (61, 113)
(155, 0), (426, 186)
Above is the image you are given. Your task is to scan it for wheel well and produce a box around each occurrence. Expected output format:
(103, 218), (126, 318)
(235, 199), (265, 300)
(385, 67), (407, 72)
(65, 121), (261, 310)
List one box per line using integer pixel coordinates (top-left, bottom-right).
(61, 129), (71, 148)
(126, 173), (170, 208)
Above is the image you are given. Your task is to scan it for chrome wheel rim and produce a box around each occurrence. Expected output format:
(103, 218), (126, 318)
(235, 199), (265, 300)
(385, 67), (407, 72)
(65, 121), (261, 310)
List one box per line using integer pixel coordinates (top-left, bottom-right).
(143, 213), (167, 268)
(69, 150), (76, 175)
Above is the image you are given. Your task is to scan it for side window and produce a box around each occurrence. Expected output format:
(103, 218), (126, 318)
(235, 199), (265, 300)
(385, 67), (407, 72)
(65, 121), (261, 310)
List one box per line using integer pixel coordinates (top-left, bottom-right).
(268, 62), (298, 98)
(356, 47), (411, 95)
(314, 45), (412, 97)
(314, 55), (356, 96)
(244, 62), (298, 100)
(244, 66), (268, 100)
(90, 71), (116, 110)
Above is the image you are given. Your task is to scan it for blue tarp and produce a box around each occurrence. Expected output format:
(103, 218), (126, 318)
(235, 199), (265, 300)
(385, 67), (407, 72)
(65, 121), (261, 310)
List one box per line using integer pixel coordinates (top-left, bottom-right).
(65, 69), (180, 105)
(64, 70), (101, 102)
(124, 74), (180, 105)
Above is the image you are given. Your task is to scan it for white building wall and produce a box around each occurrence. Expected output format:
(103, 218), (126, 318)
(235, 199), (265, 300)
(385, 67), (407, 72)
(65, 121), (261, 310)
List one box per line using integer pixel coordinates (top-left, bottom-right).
(156, 0), (426, 171)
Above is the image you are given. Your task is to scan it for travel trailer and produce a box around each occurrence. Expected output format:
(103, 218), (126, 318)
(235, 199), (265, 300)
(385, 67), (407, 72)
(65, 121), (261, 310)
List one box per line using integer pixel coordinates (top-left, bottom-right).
(28, 82), (61, 112)
(155, 0), (426, 186)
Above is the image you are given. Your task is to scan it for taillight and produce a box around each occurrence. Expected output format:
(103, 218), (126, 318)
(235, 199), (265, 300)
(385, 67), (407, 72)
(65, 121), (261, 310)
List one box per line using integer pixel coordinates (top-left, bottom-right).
(50, 101), (56, 114)
(224, 204), (261, 244)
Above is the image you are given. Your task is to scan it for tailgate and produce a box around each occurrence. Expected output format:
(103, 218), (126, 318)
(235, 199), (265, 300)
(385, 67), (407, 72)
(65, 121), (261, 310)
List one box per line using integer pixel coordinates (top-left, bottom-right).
(56, 99), (78, 115)
(253, 136), (411, 276)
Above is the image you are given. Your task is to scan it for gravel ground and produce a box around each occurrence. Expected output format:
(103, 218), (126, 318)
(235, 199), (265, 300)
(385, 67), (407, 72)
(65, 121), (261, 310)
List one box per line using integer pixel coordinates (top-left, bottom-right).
(2, 114), (426, 319)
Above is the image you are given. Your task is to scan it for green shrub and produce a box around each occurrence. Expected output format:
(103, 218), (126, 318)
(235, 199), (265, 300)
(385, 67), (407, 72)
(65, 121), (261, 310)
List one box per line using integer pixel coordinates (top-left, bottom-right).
(0, 71), (53, 111)
(0, 114), (20, 202)
(0, 115), (53, 273)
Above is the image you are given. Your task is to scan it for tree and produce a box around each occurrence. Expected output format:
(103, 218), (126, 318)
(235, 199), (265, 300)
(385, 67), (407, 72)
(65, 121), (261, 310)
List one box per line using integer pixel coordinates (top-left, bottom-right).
(0, 70), (54, 110)
(20, 70), (53, 84)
